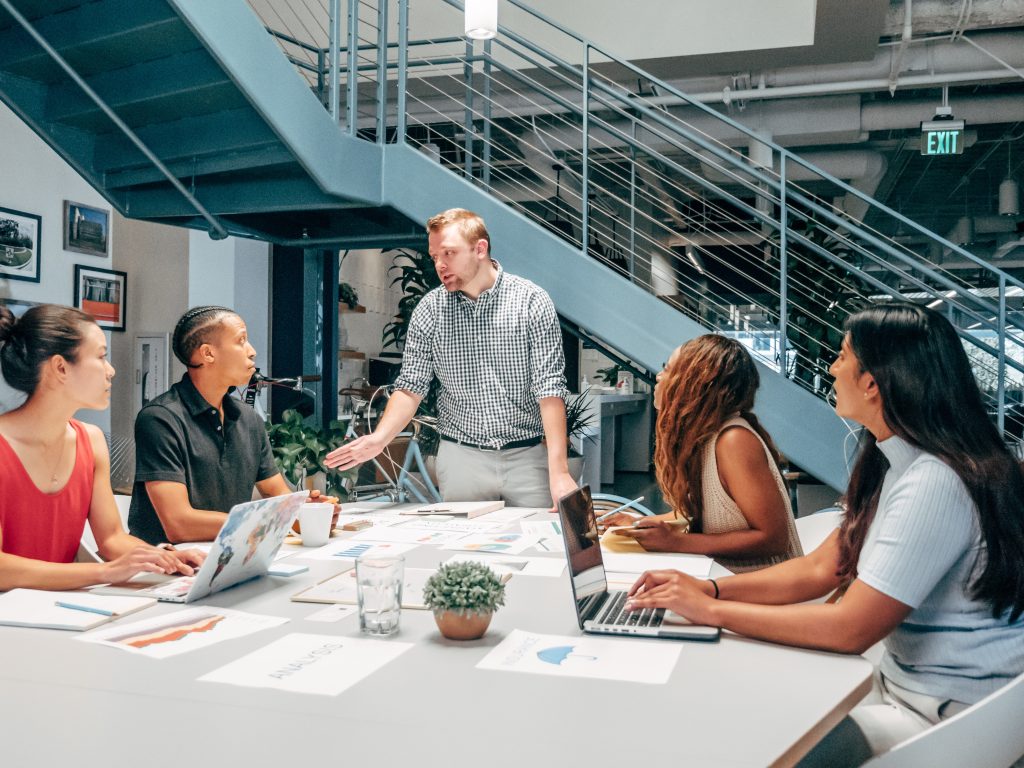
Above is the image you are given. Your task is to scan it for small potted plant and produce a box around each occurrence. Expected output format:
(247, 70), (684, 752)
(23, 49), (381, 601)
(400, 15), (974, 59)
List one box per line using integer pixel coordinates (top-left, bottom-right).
(423, 561), (506, 640)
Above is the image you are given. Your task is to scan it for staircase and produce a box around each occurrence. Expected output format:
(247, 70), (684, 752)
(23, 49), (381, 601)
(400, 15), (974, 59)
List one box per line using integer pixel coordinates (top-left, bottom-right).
(2, 0), (1021, 491)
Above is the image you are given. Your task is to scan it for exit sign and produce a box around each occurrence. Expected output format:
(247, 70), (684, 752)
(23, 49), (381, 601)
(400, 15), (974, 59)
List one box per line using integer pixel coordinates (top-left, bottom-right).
(920, 119), (966, 156)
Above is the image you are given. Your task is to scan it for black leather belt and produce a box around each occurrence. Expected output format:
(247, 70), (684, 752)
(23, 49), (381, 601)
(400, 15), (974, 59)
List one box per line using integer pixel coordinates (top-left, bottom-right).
(440, 435), (543, 452)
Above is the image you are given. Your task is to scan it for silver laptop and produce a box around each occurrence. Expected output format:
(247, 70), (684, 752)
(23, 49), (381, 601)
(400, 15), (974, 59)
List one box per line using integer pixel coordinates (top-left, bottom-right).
(92, 491), (309, 603)
(557, 485), (719, 641)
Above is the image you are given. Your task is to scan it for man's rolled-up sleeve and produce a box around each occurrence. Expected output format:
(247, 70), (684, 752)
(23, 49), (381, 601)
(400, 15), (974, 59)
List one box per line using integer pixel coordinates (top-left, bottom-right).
(392, 296), (436, 398)
(528, 292), (569, 401)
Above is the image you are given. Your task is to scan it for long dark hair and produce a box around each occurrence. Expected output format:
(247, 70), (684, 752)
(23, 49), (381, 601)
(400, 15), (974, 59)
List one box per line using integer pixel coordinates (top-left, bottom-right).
(655, 334), (782, 529)
(836, 303), (1024, 620)
(0, 303), (95, 395)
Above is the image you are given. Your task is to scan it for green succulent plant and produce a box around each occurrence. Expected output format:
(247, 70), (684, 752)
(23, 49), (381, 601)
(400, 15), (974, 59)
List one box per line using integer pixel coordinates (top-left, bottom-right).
(422, 561), (506, 616)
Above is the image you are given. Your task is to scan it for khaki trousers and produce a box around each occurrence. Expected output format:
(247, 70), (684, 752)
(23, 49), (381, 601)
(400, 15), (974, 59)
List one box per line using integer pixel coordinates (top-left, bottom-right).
(435, 440), (551, 508)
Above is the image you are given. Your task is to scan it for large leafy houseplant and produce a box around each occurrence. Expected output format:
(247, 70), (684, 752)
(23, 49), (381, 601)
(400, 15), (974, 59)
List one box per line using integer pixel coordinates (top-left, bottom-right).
(564, 391), (596, 459)
(382, 247), (440, 351)
(266, 409), (359, 500)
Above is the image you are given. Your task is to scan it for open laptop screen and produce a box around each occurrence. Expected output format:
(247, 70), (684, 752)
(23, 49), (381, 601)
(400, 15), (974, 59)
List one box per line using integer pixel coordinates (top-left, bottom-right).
(558, 486), (607, 604)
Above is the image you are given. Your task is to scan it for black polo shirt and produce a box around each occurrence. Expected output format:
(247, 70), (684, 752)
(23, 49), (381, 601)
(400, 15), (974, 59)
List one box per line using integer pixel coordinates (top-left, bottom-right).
(128, 374), (279, 544)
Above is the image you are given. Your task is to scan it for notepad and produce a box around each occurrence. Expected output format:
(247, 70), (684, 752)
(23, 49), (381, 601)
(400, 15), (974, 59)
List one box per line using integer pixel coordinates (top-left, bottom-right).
(0, 589), (157, 631)
(400, 501), (505, 519)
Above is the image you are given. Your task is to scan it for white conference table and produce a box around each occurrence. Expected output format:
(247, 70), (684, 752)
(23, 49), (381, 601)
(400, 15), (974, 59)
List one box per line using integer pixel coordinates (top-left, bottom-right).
(0, 509), (872, 768)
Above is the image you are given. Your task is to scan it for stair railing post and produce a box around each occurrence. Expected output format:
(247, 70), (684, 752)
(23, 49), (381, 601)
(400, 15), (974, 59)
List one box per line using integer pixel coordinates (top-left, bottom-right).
(629, 120), (637, 283)
(482, 38), (492, 191)
(376, 0), (389, 144)
(581, 43), (590, 253)
(346, 0), (359, 135)
(998, 273), (1007, 433)
(779, 151), (790, 379)
(397, 0), (408, 142)
(464, 39), (474, 179)
(329, 0), (341, 122)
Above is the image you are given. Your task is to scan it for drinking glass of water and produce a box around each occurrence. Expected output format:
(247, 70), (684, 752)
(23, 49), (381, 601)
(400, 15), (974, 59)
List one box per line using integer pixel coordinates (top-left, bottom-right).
(355, 555), (404, 635)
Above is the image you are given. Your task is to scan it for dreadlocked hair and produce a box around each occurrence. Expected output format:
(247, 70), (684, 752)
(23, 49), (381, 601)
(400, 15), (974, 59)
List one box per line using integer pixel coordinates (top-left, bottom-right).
(171, 306), (237, 368)
(654, 334), (782, 531)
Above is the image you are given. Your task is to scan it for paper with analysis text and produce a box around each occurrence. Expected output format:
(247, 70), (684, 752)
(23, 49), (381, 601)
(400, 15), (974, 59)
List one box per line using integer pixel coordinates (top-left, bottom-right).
(199, 632), (413, 696)
(477, 629), (681, 684)
(78, 607), (287, 658)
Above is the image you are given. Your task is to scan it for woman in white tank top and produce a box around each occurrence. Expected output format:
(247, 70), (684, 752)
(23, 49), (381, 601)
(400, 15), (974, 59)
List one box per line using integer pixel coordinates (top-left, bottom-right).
(610, 334), (803, 571)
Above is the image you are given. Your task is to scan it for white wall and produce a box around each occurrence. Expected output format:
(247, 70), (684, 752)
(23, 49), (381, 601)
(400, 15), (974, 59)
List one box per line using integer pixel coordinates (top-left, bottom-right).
(0, 102), (271, 440)
(0, 103), (115, 431)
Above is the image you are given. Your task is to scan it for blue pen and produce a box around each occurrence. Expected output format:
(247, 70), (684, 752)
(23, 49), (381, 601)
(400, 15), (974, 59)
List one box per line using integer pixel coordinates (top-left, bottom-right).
(54, 601), (116, 617)
(595, 496), (645, 523)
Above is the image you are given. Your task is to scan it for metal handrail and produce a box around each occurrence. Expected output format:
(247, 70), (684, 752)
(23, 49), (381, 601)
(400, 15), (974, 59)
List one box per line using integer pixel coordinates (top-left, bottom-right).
(257, 0), (1024, 434)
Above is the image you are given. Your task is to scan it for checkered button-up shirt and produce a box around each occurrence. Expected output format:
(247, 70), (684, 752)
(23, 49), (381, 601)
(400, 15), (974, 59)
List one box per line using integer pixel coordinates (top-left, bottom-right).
(393, 261), (569, 447)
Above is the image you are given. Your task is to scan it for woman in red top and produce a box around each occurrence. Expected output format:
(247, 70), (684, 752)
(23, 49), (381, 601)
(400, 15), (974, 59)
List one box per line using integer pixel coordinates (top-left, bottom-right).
(0, 304), (203, 590)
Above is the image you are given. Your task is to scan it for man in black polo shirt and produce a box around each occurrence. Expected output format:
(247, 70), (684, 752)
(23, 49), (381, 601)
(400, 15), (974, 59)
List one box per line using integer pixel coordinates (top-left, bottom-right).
(129, 306), (329, 545)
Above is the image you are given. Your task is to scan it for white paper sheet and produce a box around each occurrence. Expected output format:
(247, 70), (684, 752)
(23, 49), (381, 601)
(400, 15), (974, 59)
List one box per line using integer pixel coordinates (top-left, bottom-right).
(440, 531), (538, 555)
(444, 553), (565, 578)
(520, 518), (563, 538)
(294, 540), (420, 561)
(477, 629), (680, 684)
(345, 526), (461, 546)
(600, 552), (713, 579)
(199, 632), (413, 696)
(292, 568), (434, 609)
(474, 507), (546, 523)
(531, 538), (566, 553)
(395, 518), (504, 534)
(304, 605), (357, 623)
(78, 607), (287, 658)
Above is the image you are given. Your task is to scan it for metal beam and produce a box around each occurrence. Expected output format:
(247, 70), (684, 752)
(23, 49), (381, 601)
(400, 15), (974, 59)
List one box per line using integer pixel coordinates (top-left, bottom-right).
(117, 175), (352, 218)
(0, 0), (181, 72)
(167, 0), (382, 205)
(47, 48), (229, 124)
(93, 107), (277, 172)
(104, 145), (296, 189)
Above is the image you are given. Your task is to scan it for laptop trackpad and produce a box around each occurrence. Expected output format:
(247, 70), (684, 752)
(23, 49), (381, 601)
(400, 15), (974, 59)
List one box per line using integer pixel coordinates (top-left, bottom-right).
(663, 610), (695, 625)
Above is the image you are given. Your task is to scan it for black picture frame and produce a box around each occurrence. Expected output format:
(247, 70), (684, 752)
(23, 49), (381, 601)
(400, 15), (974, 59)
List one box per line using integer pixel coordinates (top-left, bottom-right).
(73, 264), (127, 332)
(64, 200), (110, 258)
(0, 206), (42, 283)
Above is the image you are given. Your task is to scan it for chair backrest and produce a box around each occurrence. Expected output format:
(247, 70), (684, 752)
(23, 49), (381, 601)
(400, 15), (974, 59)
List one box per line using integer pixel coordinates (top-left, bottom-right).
(863, 672), (1024, 768)
(79, 494), (132, 557)
(795, 507), (843, 553)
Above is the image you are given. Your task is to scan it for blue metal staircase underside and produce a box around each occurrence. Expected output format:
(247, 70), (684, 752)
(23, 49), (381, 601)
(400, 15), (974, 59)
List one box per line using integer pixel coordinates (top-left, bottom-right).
(0, 0), (851, 489)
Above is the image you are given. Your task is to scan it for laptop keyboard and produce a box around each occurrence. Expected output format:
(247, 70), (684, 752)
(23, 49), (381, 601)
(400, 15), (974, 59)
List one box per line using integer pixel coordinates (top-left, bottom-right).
(596, 591), (665, 628)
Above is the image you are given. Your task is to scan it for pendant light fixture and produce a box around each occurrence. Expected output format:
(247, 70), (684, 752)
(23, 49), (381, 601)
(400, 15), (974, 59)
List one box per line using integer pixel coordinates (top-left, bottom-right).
(465, 0), (498, 40)
(999, 141), (1020, 217)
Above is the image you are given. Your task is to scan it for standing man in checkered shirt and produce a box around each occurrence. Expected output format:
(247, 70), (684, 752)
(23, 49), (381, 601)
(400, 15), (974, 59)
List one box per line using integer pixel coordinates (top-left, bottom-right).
(326, 208), (577, 509)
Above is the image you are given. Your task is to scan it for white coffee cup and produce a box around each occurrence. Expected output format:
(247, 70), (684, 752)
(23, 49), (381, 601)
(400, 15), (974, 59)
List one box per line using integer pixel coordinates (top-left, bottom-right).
(297, 503), (334, 547)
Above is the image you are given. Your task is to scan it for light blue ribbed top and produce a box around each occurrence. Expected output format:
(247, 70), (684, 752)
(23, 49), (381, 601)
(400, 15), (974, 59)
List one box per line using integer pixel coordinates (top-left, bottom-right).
(858, 435), (1024, 704)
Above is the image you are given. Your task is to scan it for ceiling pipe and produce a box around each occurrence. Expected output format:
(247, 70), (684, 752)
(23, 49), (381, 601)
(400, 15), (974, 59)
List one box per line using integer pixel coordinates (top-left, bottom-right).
(888, 0), (913, 95)
(880, 0), (1024, 37)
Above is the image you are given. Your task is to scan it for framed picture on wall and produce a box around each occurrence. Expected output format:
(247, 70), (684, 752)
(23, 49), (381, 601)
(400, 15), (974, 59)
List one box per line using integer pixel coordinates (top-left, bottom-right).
(64, 200), (109, 257)
(0, 206), (42, 283)
(74, 264), (127, 332)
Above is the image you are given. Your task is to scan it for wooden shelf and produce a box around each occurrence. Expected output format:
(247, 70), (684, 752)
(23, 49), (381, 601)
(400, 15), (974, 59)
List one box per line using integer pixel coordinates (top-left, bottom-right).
(339, 349), (366, 360)
(339, 303), (367, 313)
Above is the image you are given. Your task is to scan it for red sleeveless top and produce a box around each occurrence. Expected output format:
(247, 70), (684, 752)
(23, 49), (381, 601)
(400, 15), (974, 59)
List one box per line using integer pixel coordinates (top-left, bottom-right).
(0, 419), (94, 563)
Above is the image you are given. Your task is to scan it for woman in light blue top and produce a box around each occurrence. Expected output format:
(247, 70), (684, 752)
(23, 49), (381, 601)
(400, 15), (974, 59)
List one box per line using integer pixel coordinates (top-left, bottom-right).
(624, 303), (1024, 765)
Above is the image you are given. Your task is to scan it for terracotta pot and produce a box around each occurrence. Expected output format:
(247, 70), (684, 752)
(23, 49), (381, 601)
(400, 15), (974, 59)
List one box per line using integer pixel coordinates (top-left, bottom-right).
(433, 610), (493, 640)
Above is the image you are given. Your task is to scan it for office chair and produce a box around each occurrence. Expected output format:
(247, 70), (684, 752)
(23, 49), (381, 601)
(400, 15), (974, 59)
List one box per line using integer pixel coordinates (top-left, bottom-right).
(862, 671), (1024, 768)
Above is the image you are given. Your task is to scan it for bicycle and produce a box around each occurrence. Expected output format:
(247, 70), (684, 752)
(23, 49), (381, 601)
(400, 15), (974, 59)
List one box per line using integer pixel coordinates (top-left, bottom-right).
(338, 382), (442, 505)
